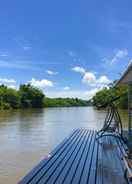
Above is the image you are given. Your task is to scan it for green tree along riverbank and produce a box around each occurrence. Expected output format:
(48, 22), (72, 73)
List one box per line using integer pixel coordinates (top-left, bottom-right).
(92, 84), (128, 109)
(43, 97), (89, 107)
(0, 84), (90, 109)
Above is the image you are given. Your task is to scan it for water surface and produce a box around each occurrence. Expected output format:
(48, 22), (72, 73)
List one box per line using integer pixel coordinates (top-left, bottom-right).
(0, 107), (128, 183)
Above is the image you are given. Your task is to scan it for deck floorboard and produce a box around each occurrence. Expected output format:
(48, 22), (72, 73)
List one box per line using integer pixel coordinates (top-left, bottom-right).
(19, 129), (129, 184)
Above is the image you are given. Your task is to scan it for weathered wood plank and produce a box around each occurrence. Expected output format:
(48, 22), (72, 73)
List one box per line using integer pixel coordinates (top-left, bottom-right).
(61, 130), (92, 184)
(38, 130), (88, 184)
(18, 128), (81, 184)
(19, 129), (129, 184)
(79, 131), (97, 184)
(45, 130), (93, 184)
(29, 129), (86, 184)
(71, 131), (94, 184)
(88, 134), (99, 184)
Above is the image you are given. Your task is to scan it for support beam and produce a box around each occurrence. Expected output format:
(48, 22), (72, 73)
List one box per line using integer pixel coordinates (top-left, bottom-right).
(128, 84), (132, 138)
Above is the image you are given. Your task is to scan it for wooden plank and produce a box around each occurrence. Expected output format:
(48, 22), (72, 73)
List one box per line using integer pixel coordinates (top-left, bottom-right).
(61, 130), (93, 184)
(79, 131), (97, 184)
(44, 130), (93, 184)
(19, 129), (129, 184)
(38, 129), (88, 184)
(29, 129), (86, 184)
(88, 133), (99, 184)
(70, 130), (94, 184)
(18, 128), (81, 184)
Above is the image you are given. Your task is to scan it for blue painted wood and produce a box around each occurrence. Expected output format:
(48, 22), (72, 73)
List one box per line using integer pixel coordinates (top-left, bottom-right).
(18, 129), (81, 184)
(19, 129), (129, 184)
(45, 130), (92, 184)
(61, 130), (91, 184)
(78, 131), (96, 184)
(70, 131), (94, 184)
(38, 130), (87, 184)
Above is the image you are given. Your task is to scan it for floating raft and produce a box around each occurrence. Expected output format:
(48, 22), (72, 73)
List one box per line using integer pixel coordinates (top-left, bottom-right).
(19, 128), (128, 184)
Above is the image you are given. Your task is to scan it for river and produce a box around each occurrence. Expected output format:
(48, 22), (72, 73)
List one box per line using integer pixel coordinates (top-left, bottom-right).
(0, 107), (128, 183)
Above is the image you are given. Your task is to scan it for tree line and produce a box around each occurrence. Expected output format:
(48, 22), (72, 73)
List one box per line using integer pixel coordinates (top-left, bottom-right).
(0, 84), (90, 109)
(92, 83), (128, 109)
(43, 97), (90, 107)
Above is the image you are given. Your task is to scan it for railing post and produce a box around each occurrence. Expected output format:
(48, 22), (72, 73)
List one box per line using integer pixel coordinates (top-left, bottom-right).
(127, 84), (132, 158)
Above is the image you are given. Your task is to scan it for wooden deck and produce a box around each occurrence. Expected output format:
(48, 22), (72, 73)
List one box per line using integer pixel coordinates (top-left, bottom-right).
(19, 128), (129, 184)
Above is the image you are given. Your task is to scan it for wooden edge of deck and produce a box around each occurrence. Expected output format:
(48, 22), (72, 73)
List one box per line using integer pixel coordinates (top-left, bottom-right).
(18, 128), (83, 183)
(18, 128), (129, 184)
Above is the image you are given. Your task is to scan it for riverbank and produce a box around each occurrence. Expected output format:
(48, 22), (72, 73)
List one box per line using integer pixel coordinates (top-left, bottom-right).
(0, 84), (90, 110)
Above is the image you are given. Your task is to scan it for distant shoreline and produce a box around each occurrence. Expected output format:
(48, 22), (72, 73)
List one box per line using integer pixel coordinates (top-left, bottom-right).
(0, 84), (91, 110)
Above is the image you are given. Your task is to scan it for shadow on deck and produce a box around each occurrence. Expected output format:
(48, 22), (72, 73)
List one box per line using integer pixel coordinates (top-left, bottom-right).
(19, 128), (129, 184)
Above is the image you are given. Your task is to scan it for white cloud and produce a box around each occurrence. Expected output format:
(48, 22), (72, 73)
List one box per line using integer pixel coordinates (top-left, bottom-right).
(97, 75), (111, 84)
(84, 88), (101, 99)
(72, 65), (111, 88)
(0, 78), (16, 83)
(29, 78), (53, 89)
(0, 78), (17, 89)
(63, 86), (70, 90)
(7, 85), (17, 89)
(116, 49), (128, 58)
(72, 66), (86, 74)
(82, 72), (96, 85)
(45, 88), (102, 100)
(82, 72), (111, 87)
(46, 70), (58, 75)
(111, 49), (128, 64)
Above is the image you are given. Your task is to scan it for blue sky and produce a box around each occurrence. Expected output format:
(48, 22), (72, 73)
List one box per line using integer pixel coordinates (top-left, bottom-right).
(0, 0), (132, 99)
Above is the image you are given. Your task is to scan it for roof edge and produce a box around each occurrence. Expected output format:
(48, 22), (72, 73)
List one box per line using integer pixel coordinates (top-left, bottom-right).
(116, 62), (132, 86)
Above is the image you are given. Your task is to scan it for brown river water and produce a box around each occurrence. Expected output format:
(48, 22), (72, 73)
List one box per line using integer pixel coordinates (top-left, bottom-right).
(0, 107), (128, 184)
